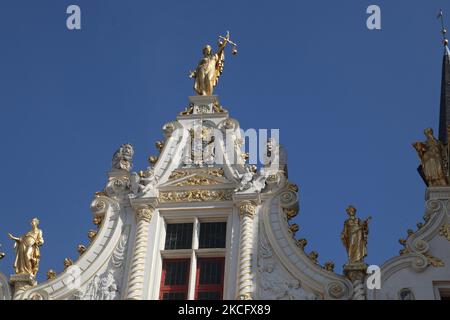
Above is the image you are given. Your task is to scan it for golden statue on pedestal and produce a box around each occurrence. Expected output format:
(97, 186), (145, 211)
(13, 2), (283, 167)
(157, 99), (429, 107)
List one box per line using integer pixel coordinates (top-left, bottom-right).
(341, 206), (370, 264)
(413, 128), (449, 187)
(189, 31), (238, 96)
(8, 218), (44, 276)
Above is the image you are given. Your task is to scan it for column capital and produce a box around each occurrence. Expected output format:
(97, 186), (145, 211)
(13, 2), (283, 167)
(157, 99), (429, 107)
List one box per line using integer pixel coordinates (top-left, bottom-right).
(134, 206), (154, 223)
(239, 200), (257, 218)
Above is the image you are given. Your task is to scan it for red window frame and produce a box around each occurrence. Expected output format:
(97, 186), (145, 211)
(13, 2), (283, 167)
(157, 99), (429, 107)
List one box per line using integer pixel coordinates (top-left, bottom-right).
(194, 257), (225, 300)
(159, 258), (191, 300)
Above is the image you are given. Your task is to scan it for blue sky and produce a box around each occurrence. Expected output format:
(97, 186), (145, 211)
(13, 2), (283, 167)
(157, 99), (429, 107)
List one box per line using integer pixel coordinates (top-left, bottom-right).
(0, 0), (448, 282)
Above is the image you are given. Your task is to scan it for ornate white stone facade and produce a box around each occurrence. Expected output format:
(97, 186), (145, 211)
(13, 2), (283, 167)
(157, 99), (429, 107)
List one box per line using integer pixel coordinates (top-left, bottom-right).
(0, 93), (449, 301)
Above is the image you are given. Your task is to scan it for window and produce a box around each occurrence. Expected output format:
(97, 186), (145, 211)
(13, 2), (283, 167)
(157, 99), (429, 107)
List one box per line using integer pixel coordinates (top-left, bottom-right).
(199, 222), (226, 249)
(159, 259), (190, 300)
(165, 223), (193, 250)
(195, 258), (225, 300)
(160, 220), (227, 300)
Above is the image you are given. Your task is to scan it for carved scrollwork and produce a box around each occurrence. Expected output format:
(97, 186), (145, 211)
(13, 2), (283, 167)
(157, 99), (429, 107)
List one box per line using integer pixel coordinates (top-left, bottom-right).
(425, 199), (442, 217)
(279, 190), (298, 209)
(411, 254), (428, 272)
(411, 239), (429, 253)
(326, 281), (349, 300)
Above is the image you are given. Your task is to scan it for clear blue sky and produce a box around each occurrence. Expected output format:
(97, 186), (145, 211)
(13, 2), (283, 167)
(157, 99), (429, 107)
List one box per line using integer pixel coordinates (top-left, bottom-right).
(0, 0), (448, 282)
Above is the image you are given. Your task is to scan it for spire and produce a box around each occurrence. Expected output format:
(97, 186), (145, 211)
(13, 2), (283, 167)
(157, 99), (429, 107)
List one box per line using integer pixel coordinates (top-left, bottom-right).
(438, 10), (450, 143)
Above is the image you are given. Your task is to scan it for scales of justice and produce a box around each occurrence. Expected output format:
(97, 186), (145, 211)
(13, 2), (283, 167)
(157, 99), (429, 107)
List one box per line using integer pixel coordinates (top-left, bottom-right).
(189, 31), (238, 97)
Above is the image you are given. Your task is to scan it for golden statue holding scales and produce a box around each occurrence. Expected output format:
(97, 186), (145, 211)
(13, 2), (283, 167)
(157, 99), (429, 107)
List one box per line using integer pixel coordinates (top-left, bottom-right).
(190, 31), (238, 96)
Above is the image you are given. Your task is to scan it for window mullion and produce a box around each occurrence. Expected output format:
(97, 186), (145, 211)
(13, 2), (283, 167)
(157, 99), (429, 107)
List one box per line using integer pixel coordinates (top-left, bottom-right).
(187, 250), (197, 300)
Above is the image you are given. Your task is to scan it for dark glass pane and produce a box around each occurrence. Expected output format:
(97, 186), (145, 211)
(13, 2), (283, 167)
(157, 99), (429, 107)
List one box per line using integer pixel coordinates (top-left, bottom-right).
(164, 260), (189, 285)
(199, 222), (226, 249)
(197, 291), (221, 300)
(162, 292), (186, 300)
(165, 223), (193, 250)
(198, 259), (223, 285)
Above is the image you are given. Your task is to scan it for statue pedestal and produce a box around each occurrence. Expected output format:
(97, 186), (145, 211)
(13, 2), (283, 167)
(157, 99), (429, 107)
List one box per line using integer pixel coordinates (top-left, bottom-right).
(178, 96), (228, 119)
(343, 262), (368, 282)
(10, 274), (36, 299)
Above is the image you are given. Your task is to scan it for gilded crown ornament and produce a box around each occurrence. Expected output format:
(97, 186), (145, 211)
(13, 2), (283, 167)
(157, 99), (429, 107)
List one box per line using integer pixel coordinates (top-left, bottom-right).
(189, 31), (238, 96)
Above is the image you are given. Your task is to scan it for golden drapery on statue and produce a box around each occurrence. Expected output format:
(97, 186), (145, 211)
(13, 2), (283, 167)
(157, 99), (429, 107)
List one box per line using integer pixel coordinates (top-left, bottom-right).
(8, 218), (44, 276)
(412, 128), (449, 187)
(341, 206), (370, 264)
(190, 31), (237, 96)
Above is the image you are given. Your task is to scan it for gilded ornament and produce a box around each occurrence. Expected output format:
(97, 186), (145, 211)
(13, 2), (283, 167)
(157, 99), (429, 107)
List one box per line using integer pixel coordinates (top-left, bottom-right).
(8, 217), (44, 277)
(416, 222), (424, 229)
(297, 238), (308, 249)
(284, 208), (298, 220)
(289, 223), (299, 234)
(63, 258), (73, 270)
(324, 261), (335, 272)
(407, 229), (414, 237)
(308, 251), (319, 264)
(424, 252), (445, 267)
(175, 176), (220, 186)
(241, 152), (249, 161)
(288, 183), (299, 193)
(155, 141), (165, 153)
(439, 223), (450, 241)
(77, 244), (87, 256)
(159, 189), (233, 203)
(46, 269), (56, 280)
(93, 215), (103, 228)
(88, 230), (97, 242)
(148, 156), (158, 166)
(0, 244), (5, 260)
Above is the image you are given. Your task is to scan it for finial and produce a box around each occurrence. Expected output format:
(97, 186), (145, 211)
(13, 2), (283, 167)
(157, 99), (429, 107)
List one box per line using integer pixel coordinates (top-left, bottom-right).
(438, 9), (449, 46)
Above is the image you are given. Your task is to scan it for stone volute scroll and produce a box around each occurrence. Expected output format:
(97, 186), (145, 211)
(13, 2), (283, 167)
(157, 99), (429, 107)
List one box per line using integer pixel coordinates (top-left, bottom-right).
(126, 205), (154, 300)
(237, 200), (257, 300)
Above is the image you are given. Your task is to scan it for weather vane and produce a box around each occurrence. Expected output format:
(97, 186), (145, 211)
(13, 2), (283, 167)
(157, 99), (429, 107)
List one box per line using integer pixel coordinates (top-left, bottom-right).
(438, 9), (448, 46)
(189, 31), (238, 96)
